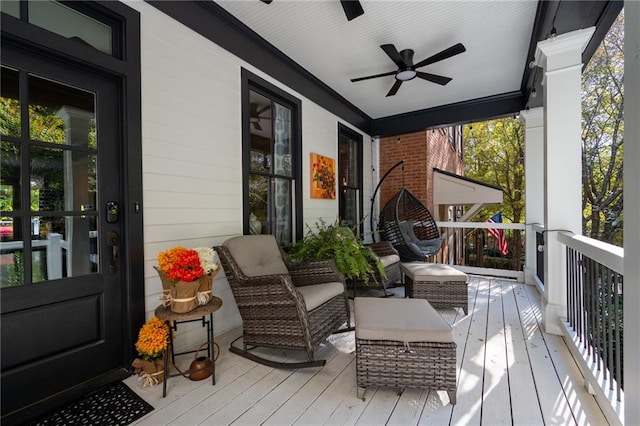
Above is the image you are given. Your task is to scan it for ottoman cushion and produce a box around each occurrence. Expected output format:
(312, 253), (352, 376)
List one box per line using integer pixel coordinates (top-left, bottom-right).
(354, 297), (452, 343)
(402, 263), (467, 283)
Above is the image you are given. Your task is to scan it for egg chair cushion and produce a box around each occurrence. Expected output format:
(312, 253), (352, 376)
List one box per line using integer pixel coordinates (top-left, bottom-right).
(399, 220), (442, 256)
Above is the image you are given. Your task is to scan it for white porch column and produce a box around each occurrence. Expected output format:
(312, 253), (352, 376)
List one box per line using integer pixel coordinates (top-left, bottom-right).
(624, 1), (640, 423)
(535, 27), (595, 335)
(520, 107), (544, 286)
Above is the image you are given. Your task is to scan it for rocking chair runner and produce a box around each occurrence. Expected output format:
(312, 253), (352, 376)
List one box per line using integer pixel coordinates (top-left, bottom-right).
(215, 235), (351, 369)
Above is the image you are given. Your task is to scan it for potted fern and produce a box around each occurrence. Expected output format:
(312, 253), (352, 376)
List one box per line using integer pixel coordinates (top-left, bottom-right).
(287, 219), (385, 286)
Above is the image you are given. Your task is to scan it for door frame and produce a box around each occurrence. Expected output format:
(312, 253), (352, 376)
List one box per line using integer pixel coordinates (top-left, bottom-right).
(0, 3), (143, 422)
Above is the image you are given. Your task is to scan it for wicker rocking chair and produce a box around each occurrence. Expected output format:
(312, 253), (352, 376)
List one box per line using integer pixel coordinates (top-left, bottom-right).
(379, 187), (443, 262)
(215, 235), (351, 369)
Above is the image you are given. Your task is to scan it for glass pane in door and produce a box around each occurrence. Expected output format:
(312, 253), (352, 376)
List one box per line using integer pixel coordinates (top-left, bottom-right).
(0, 141), (22, 287)
(28, 75), (96, 146)
(30, 146), (97, 212)
(31, 215), (97, 282)
(1, 67), (21, 137)
(26, 74), (98, 282)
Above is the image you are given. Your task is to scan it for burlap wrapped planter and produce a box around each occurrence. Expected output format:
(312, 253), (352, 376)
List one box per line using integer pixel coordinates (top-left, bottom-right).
(131, 357), (165, 387)
(155, 267), (218, 313)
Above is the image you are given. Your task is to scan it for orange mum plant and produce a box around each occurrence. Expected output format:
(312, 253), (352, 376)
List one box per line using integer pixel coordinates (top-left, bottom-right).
(135, 316), (170, 360)
(157, 246), (218, 282)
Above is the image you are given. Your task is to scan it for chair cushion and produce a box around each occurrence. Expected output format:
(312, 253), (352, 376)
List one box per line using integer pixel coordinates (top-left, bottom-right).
(401, 262), (468, 282)
(297, 282), (345, 311)
(415, 238), (442, 250)
(400, 221), (442, 257)
(407, 242), (439, 258)
(222, 235), (289, 277)
(354, 297), (452, 343)
(378, 254), (400, 268)
(399, 220), (419, 244)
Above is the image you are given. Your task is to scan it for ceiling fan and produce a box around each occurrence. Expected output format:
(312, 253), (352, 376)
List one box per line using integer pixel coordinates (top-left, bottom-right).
(250, 103), (270, 131)
(260, 0), (364, 21)
(351, 43), (466, 97)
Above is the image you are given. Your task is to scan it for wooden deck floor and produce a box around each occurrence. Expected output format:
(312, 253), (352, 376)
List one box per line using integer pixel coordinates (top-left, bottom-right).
(126, 277), (608, 425)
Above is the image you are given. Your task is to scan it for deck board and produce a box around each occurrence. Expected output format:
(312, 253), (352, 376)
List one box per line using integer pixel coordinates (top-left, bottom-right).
(481, 279), (512, 425)
(522, 283), (608, 425)
(127, 277), (606, 426)
(513, 279), (577, 425)
(447, 279), (489, 425)
(501, 280), (546, 426)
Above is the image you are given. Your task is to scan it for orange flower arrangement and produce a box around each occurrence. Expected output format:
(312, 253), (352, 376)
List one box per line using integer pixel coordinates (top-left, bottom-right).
(135, 316), (170, 360)
(157, 246), (204, 282)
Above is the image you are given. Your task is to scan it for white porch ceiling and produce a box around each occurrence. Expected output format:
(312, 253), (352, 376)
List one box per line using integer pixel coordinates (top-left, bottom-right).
(217, 0), (538, 120)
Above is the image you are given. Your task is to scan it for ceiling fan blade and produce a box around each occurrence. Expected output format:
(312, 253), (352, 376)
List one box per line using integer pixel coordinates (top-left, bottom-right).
(340, 0), (364, 21)
(386, 80), (402, 97)
(380, 44), (406, 69)
(351, 70), (397, 82)
(256, 104), (270, 116)
(415, 71), (452, 86)
(253, 121), (262, 131)
(260, 0), (273, 4)
(413, 43), (466, 69)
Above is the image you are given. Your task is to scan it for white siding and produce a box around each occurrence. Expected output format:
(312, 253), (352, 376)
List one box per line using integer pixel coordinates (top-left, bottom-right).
(126, 1), (372, 349)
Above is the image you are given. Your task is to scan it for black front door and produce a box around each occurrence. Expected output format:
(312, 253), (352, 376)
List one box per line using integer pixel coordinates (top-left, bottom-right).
(1, 43), (126, 417)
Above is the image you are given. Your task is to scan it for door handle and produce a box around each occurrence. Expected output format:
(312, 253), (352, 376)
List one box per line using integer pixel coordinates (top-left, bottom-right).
(107, 230), (120, 274)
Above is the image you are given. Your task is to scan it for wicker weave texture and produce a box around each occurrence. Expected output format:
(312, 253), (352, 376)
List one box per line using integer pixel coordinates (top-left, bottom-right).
(406, 277), (468, 315)
(356, 339), (457, 404)
(215, 243), (349, 359)
(358, 241), (402, 290)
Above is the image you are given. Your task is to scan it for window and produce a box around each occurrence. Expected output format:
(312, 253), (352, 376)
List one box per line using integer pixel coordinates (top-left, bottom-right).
(447, 125), (463, 155)
(242, 70), (302, 246)
(1, 0), (121, 58)
(338, 124), (363, 233)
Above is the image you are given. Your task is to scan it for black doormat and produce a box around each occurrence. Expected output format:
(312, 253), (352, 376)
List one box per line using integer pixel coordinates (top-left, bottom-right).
(29, 381), (153, 426)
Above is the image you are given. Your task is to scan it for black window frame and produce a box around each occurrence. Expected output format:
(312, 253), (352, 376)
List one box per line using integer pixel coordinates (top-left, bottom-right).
(337, 123), (363, 235)
(4, 0), (124, 59)
(241, 68), (302, 243)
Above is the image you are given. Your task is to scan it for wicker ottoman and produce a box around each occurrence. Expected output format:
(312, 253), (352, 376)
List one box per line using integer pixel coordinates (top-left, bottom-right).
(354, 297), (457, 404)
(401, 263), (469, 315)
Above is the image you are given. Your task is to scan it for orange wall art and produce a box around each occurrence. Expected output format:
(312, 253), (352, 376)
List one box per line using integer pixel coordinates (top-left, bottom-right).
(310, 153), (336, 199)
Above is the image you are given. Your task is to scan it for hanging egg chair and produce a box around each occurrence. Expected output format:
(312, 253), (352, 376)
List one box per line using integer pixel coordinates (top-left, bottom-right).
(371, 161), (443, 262)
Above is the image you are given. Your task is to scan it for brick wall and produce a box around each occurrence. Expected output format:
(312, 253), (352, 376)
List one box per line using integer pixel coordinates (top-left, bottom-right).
(379, 127), (464, 212)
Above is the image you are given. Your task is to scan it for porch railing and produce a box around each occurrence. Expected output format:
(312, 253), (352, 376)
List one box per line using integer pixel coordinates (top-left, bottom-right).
(558, 231), (624, 424)
(435, 221), (526, 281)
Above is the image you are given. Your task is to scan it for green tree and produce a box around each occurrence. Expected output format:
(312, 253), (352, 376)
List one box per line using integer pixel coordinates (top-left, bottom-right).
(581, 11), (624, 246)
(463, 118), (525, 268)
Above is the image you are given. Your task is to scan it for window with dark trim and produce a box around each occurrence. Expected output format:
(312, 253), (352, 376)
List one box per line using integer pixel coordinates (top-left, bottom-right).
(242, 69), (302, 246)
(338, 123), (363, 233)
(1, 0), (123, 58)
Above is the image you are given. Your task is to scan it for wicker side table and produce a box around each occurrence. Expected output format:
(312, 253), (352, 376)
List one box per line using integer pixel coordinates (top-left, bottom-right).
(354, 297), (457, 404)
(155, 297), (222, 397)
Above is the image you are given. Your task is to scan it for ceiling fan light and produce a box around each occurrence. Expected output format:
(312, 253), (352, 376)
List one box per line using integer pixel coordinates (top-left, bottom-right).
(396, 70), (416, 81)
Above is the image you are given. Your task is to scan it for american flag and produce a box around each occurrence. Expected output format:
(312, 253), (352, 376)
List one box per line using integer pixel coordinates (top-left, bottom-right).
(487, 211), (508, 256)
